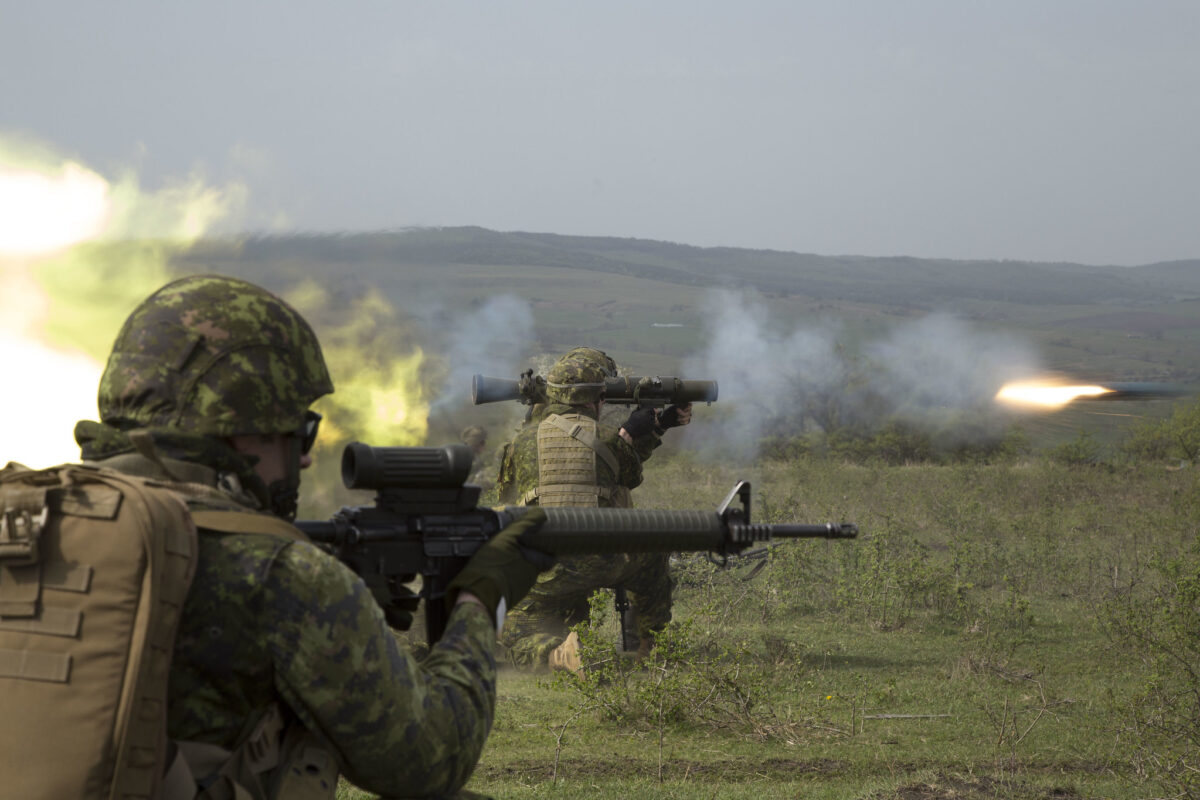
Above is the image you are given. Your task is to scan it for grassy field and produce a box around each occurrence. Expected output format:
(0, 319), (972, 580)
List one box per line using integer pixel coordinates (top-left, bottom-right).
(169, 230), (1200, 797)
(337, 451), (1199, 800)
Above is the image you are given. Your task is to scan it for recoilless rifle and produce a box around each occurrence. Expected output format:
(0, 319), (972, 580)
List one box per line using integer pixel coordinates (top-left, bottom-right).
(296, 442), (858, 645)
(472, 371), (718, 422)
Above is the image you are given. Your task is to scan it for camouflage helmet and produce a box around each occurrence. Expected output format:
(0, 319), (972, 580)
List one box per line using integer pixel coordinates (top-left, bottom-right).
(98, 274), (334, 437)
(562, 346), (618, 376)
(545, 347), (617, 405)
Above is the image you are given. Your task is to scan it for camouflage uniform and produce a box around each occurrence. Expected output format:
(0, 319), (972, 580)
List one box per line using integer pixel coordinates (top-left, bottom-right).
(461, 425), (494, 491)
(77, 275), (500, 798)
(495, 350), (674, 667)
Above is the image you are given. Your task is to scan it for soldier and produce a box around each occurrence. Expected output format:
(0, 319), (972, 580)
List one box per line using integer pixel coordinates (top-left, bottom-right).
(495, 347), (692, 672)
(461, 425), (488, 458)
(460, 424), (496, 493)
(19, 275), (553, 799)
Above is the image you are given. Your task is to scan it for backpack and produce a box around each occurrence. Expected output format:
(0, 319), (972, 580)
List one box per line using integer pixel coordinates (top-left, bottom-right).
(0, 462), (198, 799)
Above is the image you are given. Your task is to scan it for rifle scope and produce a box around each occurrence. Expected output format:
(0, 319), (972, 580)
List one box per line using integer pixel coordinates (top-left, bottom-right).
(341, 442), (473, 490)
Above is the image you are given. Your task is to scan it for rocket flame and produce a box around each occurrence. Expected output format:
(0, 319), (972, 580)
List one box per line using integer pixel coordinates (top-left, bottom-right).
(994, 381), (1113, 408)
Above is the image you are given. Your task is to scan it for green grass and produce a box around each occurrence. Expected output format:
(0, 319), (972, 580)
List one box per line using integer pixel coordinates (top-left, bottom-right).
(167, 230), (1200, 797)
(336, 455), (1199, 800)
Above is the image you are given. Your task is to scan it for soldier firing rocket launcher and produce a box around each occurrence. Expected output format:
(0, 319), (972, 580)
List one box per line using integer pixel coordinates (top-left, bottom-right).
(472, 370), (718, 416)
(297, 442), (857, 645)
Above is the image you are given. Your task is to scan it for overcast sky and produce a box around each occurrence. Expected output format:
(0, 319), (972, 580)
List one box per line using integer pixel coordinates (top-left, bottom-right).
(2, 1), (1197, 266)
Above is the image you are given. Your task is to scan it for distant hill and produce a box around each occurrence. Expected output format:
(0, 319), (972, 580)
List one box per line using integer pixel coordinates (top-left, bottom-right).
(176, 226), (1200, 382)
(183, 226), (1197, 309)
(170, 227), (1200, 448)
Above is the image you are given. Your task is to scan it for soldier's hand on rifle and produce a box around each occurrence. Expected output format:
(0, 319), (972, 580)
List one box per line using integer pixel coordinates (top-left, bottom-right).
(620, 406), (659, 442)
(446, 508), (555, 631)
(381, 594), (421, 631)
(365, 577), (421, 630)
(656, 402), (692, 433)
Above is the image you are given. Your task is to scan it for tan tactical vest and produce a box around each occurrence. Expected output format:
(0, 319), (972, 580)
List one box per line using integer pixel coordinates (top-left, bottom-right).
(0, 461), (337, 800)
(525, 413), (631, 508)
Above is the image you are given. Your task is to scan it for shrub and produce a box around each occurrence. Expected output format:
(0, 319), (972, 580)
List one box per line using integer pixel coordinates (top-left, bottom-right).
(1046, 430), (1102, 466)
(1102, 535), (1200, 798)
(827, 420), (934, 465)
(1121, 399), (1200, 465)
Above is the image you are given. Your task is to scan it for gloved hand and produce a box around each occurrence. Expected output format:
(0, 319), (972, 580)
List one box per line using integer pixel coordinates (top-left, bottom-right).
(369, 578), (420, 631)
(621, 406), (659, 439)
(656, 402), (692, 433)
(446, 507), (554, 627)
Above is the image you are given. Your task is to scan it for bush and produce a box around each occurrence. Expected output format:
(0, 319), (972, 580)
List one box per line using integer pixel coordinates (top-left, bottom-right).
(1102, 534), (1200, 798)
(1046, 430), (1102, 466)
(939, 425), (1032, 465)
(827, 420), (934, 465)
(1121, 399), (1200, 465)
(757, 433), (813, 461)
(820, 418), (1030, 466)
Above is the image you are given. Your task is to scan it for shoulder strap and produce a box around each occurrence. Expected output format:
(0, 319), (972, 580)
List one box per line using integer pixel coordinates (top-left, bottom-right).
(543, 414), (620, 476)
(188, 509), (309, 542)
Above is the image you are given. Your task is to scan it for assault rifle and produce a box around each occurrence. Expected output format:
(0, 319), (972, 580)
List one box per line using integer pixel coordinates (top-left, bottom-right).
(472, 371), (718, 420)
(296, 442), (858, 645)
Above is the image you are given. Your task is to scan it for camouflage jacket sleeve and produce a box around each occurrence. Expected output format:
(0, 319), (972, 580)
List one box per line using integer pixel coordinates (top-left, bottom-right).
(597, 422), (654, 490)
(263, 541), (496, 795)
(628, 428), (662, 463)
(495, 440), (517, 505)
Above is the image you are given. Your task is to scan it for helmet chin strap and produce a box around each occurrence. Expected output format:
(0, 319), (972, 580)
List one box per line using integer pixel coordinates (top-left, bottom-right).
(265, 434), (304, 521)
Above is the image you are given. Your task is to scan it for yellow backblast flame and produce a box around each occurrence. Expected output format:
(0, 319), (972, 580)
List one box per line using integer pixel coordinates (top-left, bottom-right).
(995, 381), (1113, 409)
(0, 139), (245, 467)
(286, 282), (431, 450)
(0, 161), (111, 256)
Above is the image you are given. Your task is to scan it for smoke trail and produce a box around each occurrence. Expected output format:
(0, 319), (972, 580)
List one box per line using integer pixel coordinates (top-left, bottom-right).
(426, 294), (536, 410)
(680, 291), (845, 456)
(682, 290), (1043, 458)
(865, 313), (1040, 422)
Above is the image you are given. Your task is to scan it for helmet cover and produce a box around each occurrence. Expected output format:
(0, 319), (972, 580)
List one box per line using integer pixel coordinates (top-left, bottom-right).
(545, 347), (616, 405)
(98, 274), (334, 437)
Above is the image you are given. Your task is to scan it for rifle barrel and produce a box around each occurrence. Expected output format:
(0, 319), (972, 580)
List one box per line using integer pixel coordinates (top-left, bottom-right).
(760, 522), (859, 539)
(525, 508), (724, 553)
(520, 507), (856, 555)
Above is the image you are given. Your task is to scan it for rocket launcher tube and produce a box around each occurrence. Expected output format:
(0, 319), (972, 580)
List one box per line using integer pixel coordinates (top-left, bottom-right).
(472, 372), (718, 407)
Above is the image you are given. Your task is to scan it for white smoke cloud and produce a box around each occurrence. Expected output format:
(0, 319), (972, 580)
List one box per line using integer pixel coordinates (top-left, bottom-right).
(681, 291), (844, 455)
(866, 314), (1039, 420)
(683, 290), (1043, 458)
(426, 294), (536, 409)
